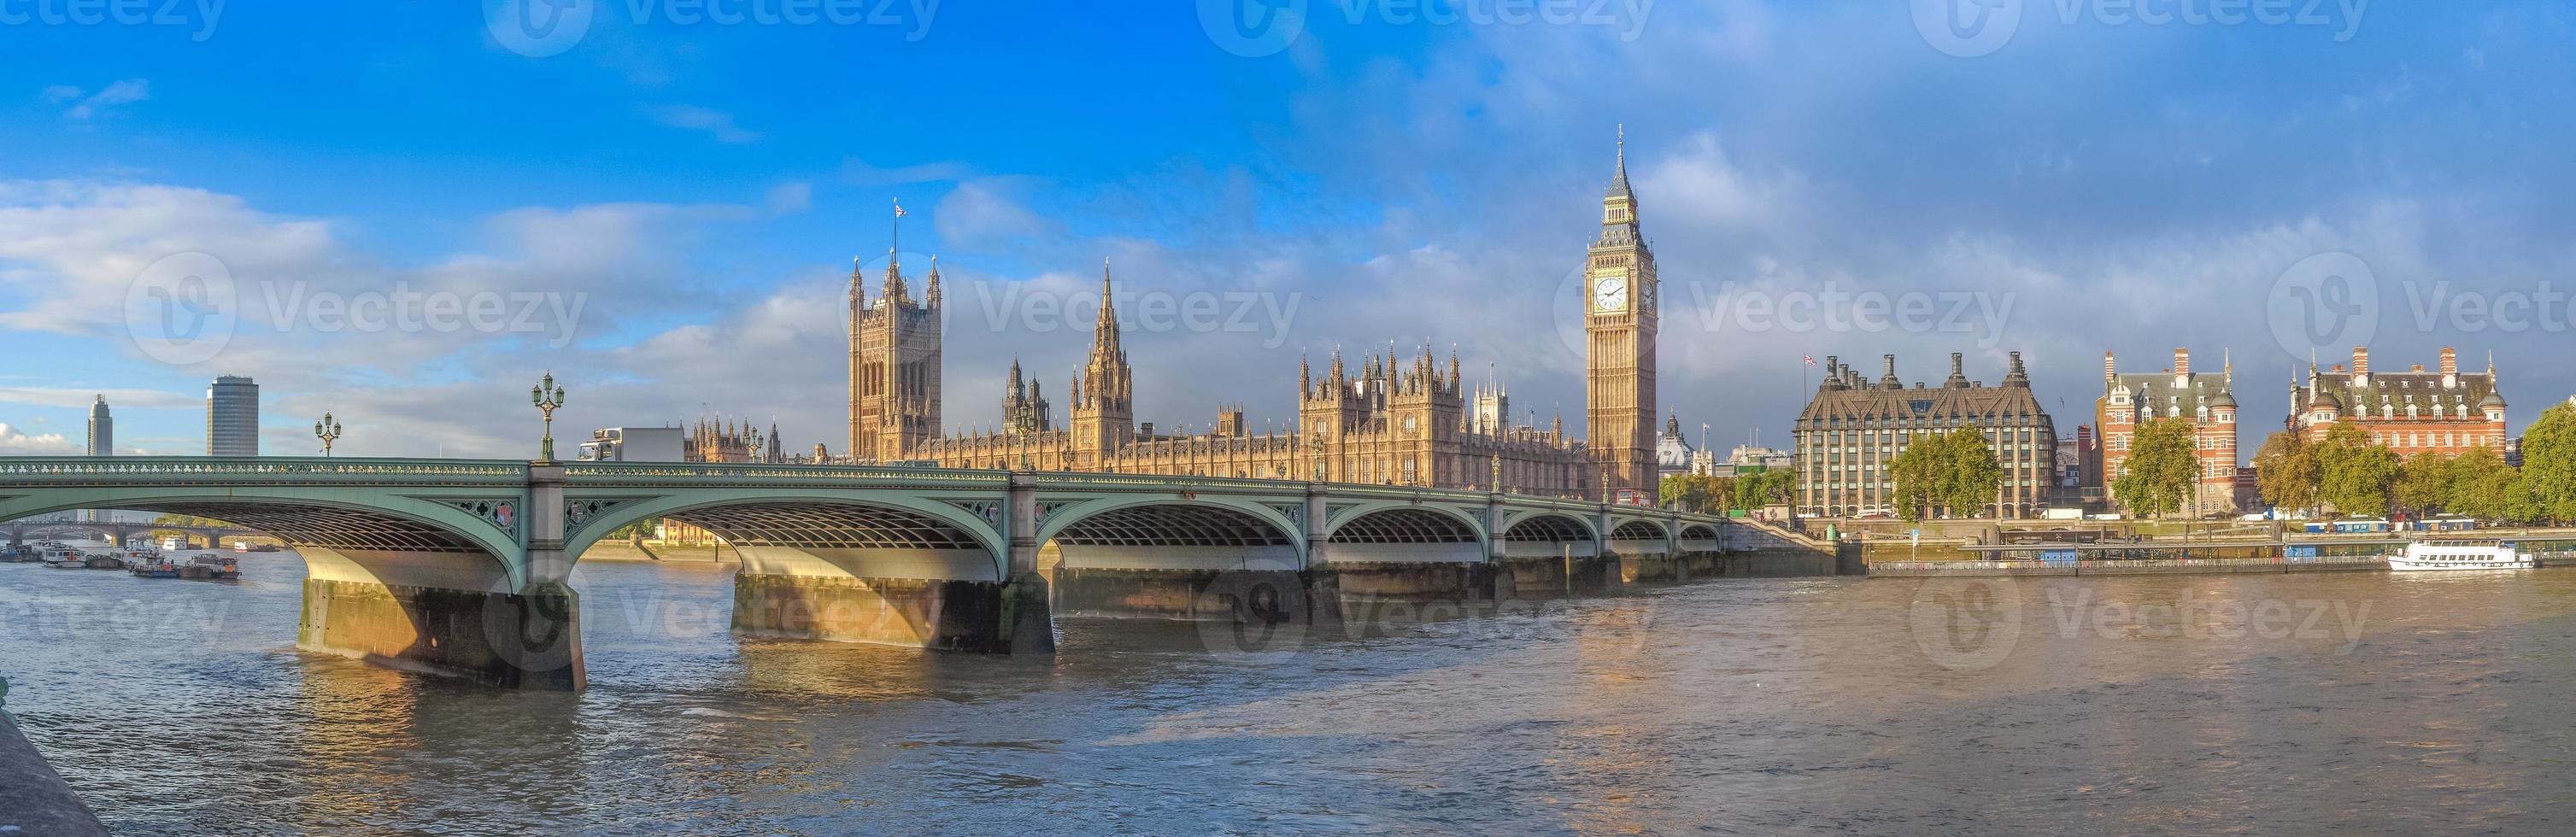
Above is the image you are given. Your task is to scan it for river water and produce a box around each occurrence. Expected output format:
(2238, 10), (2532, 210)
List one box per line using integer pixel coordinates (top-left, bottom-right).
(4, 553), (2576, 834)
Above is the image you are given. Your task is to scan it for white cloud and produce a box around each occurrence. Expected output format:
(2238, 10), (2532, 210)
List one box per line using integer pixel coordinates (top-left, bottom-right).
(48, 79), (150, 120)
(651, 105), (760, 143)
(0, 388), (197, 410)
(0, 423), (74, 454)
(764, 181), (813, 215)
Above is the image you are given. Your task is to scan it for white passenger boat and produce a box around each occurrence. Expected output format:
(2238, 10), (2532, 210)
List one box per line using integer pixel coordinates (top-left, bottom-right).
(2389, 539), (2534, 572)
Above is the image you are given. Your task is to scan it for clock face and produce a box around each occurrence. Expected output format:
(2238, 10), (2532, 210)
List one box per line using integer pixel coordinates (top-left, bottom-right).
(1593, 277), (1628, 313)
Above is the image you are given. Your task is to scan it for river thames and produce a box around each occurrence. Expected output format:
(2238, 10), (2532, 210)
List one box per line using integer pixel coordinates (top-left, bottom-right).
(5, 555), (2575, 834)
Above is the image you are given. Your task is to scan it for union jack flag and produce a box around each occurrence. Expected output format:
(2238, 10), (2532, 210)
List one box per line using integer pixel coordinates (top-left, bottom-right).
(1803, 355), (1816, 365)
(893, 202), (907, 217)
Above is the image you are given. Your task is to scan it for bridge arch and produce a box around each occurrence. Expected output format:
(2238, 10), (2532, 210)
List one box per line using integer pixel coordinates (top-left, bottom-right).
(1608, 519), (1672, 556)
(1037, 496), (1306, 571)
(1323, 505), (1487, 564)
(1497, 512), (1599, 559)
(1678, 523), (1721, 544)
(0, 489), (524, 590)
(563, 492), (1010, 582)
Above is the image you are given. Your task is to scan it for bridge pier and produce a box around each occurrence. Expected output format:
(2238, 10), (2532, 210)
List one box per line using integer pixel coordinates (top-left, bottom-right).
(297, 576), (584, 690)
(725, 474), (1055, 654)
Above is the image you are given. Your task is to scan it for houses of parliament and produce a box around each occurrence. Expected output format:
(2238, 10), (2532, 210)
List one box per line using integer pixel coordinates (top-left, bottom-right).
(842, 140), (1663, 500)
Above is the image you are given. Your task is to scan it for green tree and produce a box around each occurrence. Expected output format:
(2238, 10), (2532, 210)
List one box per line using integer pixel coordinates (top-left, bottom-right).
(1658, 474), (1735, 514)
(2315, 423), (2398, 518)
(2393, 450), (2456, 518)
(2253, 431), (2321, 516)
(2504, 471), (2550, 525)
(1939, 427), (2004, 519)
(2113, 418), (2199, 518)
(2522, 403), (2576, 522)
(2443, 446), (2516, 522)
(1742, 469), (1793, 509)
(1889, 430), (1950, 523)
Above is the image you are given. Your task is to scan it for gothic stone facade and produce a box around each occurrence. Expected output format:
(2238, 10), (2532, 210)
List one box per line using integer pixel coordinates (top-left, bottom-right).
(842, 144), (1657, 499)
(1794, 353), (2058, 519)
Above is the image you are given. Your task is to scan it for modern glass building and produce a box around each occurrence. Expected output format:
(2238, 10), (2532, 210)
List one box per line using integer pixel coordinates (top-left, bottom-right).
(207, 375), (260, 456)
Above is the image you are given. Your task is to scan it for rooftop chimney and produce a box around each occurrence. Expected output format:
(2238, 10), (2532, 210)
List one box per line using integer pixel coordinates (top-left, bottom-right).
(2174, 348), (2191, 376)
(1945, 353), (1969, 389)
(2441, 347), (2458, 388)
(2352, 346), (2370, 383)
(2104, 351), (2116, 382)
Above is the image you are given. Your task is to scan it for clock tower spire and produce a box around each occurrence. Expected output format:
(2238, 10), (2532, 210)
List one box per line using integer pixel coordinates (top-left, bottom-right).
(1584, 126), (1658, 500)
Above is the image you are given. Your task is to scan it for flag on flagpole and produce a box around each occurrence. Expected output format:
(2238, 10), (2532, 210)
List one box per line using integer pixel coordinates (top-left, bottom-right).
(894, 202), (907, 218)
(1803, 355), (1816, 365)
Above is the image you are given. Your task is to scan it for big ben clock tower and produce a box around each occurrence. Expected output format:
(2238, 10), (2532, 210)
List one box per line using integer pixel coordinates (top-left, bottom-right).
(1585, 127), (1658, 500)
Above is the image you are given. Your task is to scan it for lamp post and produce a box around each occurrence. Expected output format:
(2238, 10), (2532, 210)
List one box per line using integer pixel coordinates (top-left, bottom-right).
(531, 372), (566, 463)
(313, 412), (343, 457)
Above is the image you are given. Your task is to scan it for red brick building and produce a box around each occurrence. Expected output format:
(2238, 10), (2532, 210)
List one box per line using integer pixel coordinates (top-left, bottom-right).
(2294, 347), (2508, 459)
(2098, 348), (2242, 517)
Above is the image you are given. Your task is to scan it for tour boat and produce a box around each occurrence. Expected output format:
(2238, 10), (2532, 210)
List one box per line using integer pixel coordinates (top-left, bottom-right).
(40, 547), (90, 569)
(2389, 539), (2535, 572)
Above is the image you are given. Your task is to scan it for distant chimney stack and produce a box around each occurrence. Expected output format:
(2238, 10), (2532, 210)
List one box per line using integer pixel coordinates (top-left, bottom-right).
(2174, 348), (2190, 376)
(2352, 346), (2369, 377)
(2440, 347), (2458, 376)
(2104, 351), (2115, 382)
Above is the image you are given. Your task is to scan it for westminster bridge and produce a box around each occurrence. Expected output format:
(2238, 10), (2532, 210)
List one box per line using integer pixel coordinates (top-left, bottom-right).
(0, 457), (1830, 690)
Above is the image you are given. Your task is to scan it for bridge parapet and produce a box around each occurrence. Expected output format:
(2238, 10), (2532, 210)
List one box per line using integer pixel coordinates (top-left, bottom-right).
(0, 457), (525, 485)
(563, 461), (1012, 488)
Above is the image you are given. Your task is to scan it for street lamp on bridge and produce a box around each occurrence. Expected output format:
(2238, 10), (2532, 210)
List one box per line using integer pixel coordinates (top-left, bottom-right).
(531, 372), (567, 463)
(314, 412), (343, 457)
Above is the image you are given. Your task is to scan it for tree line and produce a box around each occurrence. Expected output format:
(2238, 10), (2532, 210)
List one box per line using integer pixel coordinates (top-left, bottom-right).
(2238, 402), (2576, 524)
(1659, 468), (1797, 516)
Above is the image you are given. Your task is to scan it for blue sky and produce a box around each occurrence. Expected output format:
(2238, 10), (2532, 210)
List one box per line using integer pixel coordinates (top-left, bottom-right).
(3, 1), (2573, 459)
